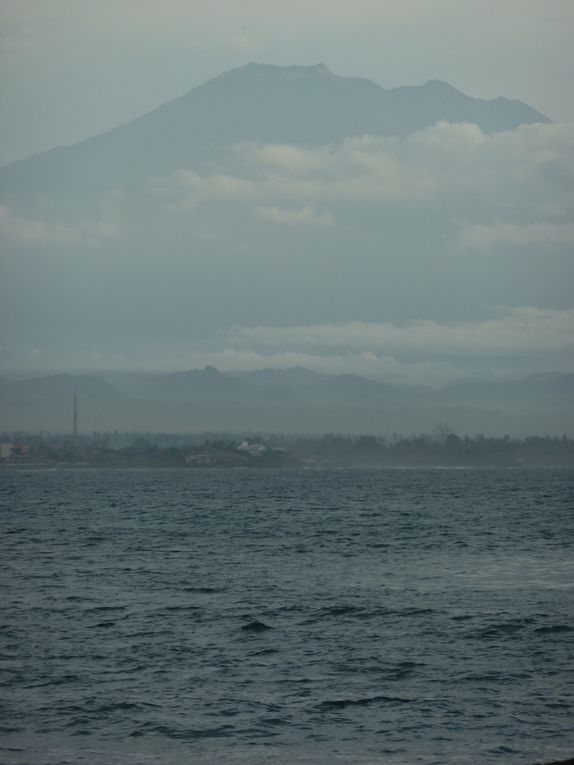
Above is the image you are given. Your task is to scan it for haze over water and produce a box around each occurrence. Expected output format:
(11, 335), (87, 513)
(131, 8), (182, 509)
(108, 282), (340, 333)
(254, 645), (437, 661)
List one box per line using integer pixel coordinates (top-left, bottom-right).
(2, 466), (572, 765)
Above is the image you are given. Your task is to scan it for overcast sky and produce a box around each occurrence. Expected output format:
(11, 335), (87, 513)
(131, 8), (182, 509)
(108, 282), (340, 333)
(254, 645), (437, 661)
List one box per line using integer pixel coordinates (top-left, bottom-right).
(1, 0), (573, 166)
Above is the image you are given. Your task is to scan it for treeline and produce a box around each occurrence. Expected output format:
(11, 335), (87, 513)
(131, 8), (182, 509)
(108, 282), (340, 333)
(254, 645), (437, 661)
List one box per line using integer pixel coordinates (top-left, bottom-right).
(1, 430), (574, 468)
(290, 432), (574, 467)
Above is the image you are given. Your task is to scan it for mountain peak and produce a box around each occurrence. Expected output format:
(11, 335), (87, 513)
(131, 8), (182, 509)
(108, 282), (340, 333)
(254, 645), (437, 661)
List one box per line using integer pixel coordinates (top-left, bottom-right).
(218, 62), (334, 83)
(420, 79), (460, 93)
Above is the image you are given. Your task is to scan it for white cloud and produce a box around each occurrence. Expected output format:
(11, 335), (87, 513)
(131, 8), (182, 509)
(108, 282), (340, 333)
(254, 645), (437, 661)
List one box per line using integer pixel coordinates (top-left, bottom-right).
(231, 307), (574, 358)
(157, 123), (574, 235)
(157, 171), (258, 211)
(0, 197), (121, 247)
(194, 348), (477, 386)
(255, 205), (334, 226)
(62, 345), (470, 386)
(0, 205), (84, 246)
(246, 143), (337, 176)
(67, 307), (574, 383)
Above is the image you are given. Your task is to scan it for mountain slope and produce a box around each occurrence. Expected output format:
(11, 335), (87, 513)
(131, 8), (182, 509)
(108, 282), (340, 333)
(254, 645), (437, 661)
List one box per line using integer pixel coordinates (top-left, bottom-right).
(0, 63), (549, 209)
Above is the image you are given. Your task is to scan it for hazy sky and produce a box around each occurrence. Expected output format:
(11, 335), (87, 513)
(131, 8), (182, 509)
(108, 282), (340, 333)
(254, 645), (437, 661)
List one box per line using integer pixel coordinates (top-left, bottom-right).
(1, 0), (573, 166)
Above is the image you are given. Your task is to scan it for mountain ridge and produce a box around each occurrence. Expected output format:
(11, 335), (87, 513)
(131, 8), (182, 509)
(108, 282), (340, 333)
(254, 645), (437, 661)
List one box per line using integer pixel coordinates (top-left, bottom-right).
(5, 63), (550, 165)
(0, 62), (550, 208)
(1, 367), (571, 437)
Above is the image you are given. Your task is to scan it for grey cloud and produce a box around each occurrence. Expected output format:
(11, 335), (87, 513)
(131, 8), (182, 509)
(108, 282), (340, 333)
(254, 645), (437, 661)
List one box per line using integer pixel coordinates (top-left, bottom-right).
(459, 222), (574, 251)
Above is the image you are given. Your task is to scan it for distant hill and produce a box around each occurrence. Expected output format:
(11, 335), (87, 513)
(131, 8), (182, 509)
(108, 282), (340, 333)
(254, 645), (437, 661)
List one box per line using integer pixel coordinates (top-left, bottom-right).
(0, 373), (138, 433)
(435, 373), (574, 411)
(232, 366), (328, 390)
(0, 62), (549, 210)
(157, 365), (252, 402)
(1, 368), (571, 437)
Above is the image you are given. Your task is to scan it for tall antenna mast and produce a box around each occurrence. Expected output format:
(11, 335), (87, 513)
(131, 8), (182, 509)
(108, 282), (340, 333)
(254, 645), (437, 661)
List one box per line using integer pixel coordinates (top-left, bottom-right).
(73, 395), (78, 436)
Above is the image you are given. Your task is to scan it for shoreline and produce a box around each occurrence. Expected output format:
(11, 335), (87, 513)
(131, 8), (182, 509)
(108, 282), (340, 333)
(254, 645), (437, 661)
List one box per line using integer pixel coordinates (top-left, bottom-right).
(1, 461), (573, 471)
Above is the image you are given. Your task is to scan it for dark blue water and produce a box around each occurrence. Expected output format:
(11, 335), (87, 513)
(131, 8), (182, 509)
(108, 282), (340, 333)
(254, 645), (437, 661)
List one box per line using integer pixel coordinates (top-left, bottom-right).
(1, 467), (573, 765)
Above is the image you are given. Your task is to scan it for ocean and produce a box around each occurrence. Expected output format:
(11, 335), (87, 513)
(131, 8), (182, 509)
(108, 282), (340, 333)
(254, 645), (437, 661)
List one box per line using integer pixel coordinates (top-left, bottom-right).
(1, 467), (572, 765)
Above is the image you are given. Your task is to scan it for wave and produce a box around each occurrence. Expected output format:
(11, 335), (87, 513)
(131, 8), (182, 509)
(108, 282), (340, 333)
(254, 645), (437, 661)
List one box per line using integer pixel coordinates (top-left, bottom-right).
(318, 694), (412, 709)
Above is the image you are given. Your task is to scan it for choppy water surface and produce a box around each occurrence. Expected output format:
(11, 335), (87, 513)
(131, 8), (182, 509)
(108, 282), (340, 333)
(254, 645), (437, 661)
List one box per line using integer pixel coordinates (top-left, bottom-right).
(1, 467), (573, 765)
